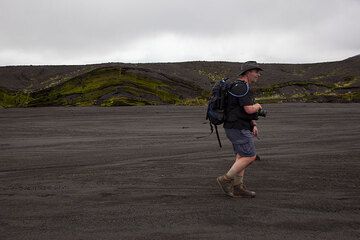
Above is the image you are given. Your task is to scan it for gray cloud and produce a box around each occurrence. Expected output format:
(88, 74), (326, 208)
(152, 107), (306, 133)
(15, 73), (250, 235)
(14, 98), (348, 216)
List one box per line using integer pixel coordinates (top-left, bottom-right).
(0, 0), (359, 65)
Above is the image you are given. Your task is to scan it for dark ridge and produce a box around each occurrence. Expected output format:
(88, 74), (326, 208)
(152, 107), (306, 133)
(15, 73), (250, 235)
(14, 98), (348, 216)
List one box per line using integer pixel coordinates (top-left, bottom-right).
(0, 55), (359, 106)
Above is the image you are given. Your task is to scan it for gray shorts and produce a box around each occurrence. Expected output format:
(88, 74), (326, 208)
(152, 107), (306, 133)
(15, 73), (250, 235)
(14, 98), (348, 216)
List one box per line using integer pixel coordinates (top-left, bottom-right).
(224, 128), (256, 157)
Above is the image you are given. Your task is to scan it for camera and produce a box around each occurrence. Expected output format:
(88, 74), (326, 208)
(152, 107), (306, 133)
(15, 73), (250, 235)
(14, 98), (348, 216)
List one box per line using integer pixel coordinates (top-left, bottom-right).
(257, 109), (267, 118)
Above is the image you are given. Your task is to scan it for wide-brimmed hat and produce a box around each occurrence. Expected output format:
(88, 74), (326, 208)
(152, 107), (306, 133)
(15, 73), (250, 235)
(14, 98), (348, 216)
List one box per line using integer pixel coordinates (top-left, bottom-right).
(239, 61), (263, 76)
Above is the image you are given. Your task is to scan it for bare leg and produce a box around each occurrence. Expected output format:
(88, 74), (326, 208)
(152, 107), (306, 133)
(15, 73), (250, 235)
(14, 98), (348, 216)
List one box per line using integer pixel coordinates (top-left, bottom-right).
(226, 154), (256, 178)
(218, 154), (257, 198)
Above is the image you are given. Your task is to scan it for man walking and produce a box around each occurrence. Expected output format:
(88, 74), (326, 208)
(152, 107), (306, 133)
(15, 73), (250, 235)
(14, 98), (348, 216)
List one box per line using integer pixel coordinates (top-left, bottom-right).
(217, 61), (263, 198)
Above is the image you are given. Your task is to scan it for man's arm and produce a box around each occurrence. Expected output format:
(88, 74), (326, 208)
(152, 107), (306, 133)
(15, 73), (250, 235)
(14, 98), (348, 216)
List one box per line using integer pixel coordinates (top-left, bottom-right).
(244, 103), (262, 114)
(251, 120), (257, 127)
(251, 120), (259, 138)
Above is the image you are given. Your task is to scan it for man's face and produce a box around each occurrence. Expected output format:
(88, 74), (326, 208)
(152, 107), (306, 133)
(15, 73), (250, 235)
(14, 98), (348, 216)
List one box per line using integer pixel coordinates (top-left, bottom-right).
(247, 69), (261, 83)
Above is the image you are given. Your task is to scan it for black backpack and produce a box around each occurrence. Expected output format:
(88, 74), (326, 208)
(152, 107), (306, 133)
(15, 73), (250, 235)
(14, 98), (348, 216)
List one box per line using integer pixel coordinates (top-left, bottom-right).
(206, 78), (249, 148)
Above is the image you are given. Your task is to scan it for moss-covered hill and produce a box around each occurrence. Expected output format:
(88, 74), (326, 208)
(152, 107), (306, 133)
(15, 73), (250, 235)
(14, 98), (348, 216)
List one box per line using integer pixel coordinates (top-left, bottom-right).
(0, 66), (207, 108)
(0, 55), (359, 107)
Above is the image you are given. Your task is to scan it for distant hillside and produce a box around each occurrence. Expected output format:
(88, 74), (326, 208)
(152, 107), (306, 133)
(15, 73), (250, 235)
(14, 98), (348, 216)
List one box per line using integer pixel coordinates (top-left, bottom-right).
(0, 55), (359, 107)
(28, 66), (206, 107)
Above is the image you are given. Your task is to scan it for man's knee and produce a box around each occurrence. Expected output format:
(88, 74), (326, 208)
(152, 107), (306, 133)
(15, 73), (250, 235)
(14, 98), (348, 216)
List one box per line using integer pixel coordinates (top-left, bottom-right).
(236, 154), (257, 163)
(248, 155), (257, 162)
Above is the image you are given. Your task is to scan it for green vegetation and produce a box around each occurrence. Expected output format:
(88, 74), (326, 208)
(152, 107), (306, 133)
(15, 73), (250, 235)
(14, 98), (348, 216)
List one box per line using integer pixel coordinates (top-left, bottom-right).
(259, 81), (332, 92)
(334, 76), (358, 89)
(100, 96), (151, 106)
(292, 69), (306, 76)
(0, 67), (359, 108)
(254, 78), (359, 103)
(175, 97), (208, 106)
(311, 70), (338, 80)
(0, 88), (32, 108)
(255, 94), (287, 103)
(38, 66), (99, 90)
(197, 70), (226, 83)
(28, 67), (181, 107)
(340, 91), (360, 102)
(0, 67), (210, 107)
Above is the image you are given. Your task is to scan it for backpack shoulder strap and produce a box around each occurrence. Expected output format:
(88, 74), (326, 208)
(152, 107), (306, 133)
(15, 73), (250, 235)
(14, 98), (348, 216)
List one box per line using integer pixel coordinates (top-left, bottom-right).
(214, 124), (222, 148)
(228, 80), (249, 98)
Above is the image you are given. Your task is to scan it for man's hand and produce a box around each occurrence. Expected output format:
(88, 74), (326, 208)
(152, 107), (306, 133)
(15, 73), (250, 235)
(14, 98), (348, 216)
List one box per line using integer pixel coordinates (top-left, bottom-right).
(254, 103), (262, 111)
(252, 126), (259, 139)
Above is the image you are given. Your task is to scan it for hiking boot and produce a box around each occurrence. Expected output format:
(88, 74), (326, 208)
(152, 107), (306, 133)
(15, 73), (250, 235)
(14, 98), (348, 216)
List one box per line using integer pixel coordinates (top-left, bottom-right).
(233, 184), (256, 198)
(216, 175), (234, 197)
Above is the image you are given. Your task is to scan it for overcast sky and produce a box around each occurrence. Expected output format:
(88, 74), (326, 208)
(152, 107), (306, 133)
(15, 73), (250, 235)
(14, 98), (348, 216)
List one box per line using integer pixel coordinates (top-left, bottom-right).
(0, 0), (359, 65)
